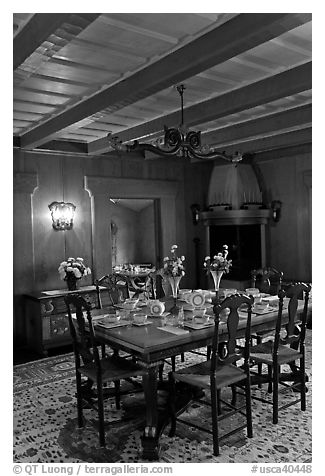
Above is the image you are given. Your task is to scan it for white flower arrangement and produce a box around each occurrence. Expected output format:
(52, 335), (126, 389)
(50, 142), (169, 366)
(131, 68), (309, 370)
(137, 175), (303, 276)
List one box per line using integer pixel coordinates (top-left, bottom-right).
(58, 257), (91, 281)
(204, 245), (232, 273)
(158, 245), (185, 278)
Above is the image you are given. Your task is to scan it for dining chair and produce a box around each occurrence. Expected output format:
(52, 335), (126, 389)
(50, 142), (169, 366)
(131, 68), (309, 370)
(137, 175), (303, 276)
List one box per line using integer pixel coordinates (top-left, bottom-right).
(124, 273), (155, 300)
(168, 293), (254, 456)
(249, 282), (311, 424)
(95, 274), (129, 309)
(250, 266), (284, 386)
(251, 266), (284, 295)
(64, 294), (146, 447)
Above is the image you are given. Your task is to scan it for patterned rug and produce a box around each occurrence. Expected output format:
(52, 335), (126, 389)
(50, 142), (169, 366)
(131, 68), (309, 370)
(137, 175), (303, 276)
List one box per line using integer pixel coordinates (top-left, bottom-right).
(13, 332), (312, 463)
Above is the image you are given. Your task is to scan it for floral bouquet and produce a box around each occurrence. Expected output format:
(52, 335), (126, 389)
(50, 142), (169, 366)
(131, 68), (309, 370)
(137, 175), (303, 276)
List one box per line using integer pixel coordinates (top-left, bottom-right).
(159, 245), (185, 278)
(204, 245), (232, 274)
(58, 257), (91, 287)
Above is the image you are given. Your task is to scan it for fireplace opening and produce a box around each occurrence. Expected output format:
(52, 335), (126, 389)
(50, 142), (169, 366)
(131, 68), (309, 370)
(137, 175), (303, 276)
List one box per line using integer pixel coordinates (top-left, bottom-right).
(209, 225), (262, 281)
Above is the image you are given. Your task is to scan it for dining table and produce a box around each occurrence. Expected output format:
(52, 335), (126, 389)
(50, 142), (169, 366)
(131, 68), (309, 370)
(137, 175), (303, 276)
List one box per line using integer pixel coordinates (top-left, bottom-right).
(87, 293), (311, 460)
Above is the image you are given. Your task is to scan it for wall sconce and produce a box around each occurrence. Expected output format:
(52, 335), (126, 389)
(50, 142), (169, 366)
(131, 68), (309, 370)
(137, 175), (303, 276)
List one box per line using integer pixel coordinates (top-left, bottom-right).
(49, 201), (76, 230)
(190, 203), (201, 225)
(271, 200), (282, 222)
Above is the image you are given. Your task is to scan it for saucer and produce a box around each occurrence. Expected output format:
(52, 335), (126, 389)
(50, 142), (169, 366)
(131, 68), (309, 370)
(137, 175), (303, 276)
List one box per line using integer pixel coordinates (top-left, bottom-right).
(132, 321), (152, 326)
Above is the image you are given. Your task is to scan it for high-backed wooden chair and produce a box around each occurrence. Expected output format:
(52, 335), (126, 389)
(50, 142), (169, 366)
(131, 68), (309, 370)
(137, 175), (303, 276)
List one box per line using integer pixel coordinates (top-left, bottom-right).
(168, 293), (254, 456)
(65, 294), (145, 447)
(250, 266), (284, 385)
(124, 273), (155, 300)
(251, 267), (283, 295)
(249, 282), (311, 424)
(95, 274), (129, 309)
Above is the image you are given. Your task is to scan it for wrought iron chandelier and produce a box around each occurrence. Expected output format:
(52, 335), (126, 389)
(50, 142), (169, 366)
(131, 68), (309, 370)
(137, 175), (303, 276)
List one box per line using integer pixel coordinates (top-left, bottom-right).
(107, 85), (243, 162)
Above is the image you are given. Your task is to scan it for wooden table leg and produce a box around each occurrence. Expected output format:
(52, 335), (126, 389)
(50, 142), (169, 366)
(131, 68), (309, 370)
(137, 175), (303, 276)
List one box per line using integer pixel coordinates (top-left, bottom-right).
(141, 362), (160, 460)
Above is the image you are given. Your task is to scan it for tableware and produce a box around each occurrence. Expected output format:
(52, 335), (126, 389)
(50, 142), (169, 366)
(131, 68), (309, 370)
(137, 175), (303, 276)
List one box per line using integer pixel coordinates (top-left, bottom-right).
(245, 287), (260, 296)
(95, 320), (130, 329)
(105, 313), (120, 323)
(185, 291), (205, 308)
(185, 320), (214, 330)
(133, 320), (152, 326)
(133, 313), (147, 324)
(182, 303), (195, 311)
(178, 289), (191, 297)
(193, 307), (206, 318)
(254, 302), (270, 312)
(123, 299), (139, 310)
(194, 314), (210, 325)
(149, 300), (165, 316)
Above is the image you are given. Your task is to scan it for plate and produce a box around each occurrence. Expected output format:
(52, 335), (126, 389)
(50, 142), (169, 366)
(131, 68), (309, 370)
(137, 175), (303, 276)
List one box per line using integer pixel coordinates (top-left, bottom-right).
(132, 321), (153, 326)
(148, 312), (170, 318)
(182, 304), (195, 311)
(253, 306), (277, 315)
(95, 321), (131, 329)
(116, 305), (141, 311)
(184, 321), (214, 330)
(191, 292), (205, 308)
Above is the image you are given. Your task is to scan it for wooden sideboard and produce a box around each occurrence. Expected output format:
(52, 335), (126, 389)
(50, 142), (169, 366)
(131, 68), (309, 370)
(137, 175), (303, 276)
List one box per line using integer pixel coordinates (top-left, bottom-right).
(24, 285), (110, 355)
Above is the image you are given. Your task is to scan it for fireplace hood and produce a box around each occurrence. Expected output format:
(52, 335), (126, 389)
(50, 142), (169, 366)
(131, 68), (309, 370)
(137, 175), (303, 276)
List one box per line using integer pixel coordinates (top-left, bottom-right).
(201, 163), (271, 226)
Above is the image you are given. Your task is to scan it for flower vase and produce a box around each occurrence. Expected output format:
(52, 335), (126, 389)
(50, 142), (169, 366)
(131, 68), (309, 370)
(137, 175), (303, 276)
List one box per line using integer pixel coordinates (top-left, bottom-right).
(162, 279), (171, 297)
(210, 270), (223, 299)
(66, 273), (78, 291)
(168, 276), (182, 315)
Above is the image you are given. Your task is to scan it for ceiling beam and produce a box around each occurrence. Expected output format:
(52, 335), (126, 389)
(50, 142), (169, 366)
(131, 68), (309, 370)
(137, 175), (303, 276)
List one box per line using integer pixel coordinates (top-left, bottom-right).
(19, 13), (311, 149)
(14, 14), (72, 70)
(204, 103), (312, 147)
(216, 127), (312, 156)
(89, 62), (312, 155)
(14, 14), (101, 71)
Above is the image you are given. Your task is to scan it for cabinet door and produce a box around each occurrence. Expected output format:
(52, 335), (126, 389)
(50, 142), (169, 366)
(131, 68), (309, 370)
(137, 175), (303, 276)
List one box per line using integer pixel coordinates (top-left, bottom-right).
(42, 313), (71, 344)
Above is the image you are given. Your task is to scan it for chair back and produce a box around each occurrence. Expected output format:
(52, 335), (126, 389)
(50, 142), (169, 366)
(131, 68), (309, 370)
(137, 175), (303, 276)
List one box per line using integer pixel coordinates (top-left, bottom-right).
(211, 293), (254, 372)
(251, 267), (283, 295)
(274, 282), (311, 354)
(65, 294), (101, 369)
(95, 274), (129, 308)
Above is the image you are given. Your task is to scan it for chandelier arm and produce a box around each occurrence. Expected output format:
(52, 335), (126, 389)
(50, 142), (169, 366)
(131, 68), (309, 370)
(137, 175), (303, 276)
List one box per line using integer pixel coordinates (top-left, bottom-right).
(127, 142), (183, 157)
(189, 148), (238, 161)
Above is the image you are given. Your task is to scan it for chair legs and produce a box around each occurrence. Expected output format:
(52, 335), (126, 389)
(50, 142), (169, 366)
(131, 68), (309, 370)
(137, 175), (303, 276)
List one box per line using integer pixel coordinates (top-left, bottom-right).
(245, 373), (253, 438)
(300, 351), (306, 411)
(168, 374), (252, 456)
(114, 380), (121, 410)
(97, 377), (106, 447)
(210, 382), (220, 456)
(272, 365), (279, 424)
(168, 373), (177, 437)
(76, 371), (84, 428)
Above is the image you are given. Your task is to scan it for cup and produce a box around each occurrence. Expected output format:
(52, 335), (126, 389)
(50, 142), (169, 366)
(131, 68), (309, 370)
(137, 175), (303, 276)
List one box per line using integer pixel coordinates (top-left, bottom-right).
(106, 313), (120, 323)
(254, 302), (269, 312)
(124, 298), (139, 310)
(194, 307), (206, 318)
(133, 313), (147, 324)
(245, 288), (260, 296)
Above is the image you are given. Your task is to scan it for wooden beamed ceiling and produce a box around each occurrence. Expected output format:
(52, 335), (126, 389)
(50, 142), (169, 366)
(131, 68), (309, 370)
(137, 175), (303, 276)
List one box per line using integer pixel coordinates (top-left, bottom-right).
(13, 12), (312, 159)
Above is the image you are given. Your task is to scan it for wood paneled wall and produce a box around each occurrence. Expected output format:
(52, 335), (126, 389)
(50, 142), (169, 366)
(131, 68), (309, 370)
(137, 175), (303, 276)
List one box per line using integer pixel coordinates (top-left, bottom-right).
(13, 145), (312, 345)
(13, 149), (185, 344)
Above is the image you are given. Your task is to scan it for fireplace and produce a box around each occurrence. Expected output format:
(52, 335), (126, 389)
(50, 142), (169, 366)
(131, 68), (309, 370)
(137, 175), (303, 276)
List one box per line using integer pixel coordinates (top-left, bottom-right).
(209, 225), (262, 281)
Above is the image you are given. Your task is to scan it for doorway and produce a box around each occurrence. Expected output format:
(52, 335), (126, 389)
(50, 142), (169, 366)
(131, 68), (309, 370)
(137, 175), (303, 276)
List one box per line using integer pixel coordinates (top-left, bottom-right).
(109, 198), (161, 269)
